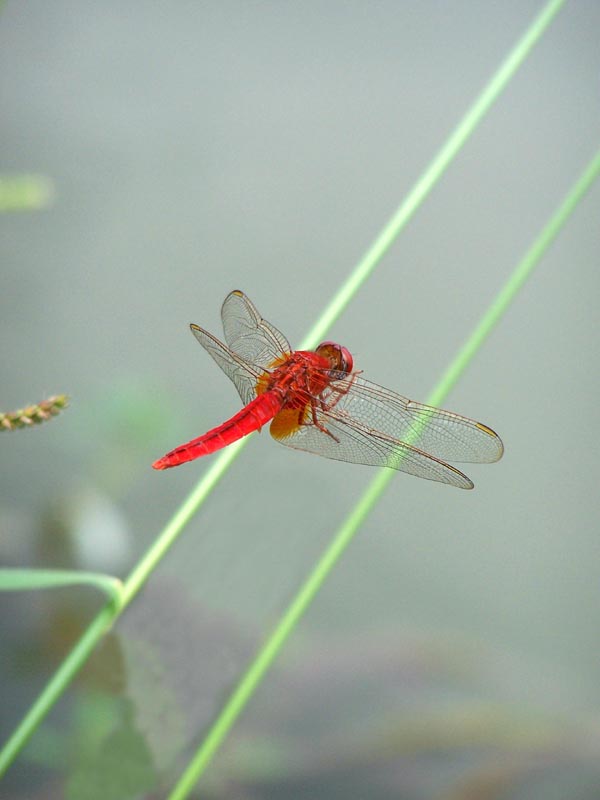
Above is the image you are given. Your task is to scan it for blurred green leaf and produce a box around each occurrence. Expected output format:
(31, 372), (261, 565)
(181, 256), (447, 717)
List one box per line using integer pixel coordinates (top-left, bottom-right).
(0, 174), (54, 211)
(66, 724), (157, 800)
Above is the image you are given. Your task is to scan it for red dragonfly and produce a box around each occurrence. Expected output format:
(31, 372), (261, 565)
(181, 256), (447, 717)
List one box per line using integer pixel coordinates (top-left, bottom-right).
(153, 291), (503, 488)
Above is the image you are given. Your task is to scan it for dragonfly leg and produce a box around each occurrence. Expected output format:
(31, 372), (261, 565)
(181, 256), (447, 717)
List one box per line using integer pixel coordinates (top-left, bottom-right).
(308, 398), (340, 443)
(321, 370), (362, 411)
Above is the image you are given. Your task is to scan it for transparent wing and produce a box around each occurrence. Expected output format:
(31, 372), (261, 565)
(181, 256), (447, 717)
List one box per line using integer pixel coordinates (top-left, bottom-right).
(321, 375), (503, 463)
(269, 372), (503, 488)
(270, 406), (475, 489)
(220, 290), (291, 367)
(189, 325), (263, 405)
(189, 291), (292, 405)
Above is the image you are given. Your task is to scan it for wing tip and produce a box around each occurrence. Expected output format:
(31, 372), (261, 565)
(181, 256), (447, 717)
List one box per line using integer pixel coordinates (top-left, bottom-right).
(475, 422), (504, 462)
(448, 465), (474, 489)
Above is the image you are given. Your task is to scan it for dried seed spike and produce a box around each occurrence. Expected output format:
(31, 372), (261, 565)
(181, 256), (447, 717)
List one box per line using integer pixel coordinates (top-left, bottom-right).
(0, 394), (69, 431)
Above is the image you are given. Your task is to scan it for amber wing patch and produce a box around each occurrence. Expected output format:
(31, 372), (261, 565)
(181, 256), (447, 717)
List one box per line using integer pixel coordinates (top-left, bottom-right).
(270, 406), (311, 440)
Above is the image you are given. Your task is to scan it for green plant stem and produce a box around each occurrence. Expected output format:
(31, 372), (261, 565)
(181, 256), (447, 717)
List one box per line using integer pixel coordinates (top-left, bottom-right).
(168, 146), (600, 799)
(0, 0), (569, 783)
(299, 0), (567, 349)
(0, 569), (122, 599)
(0, 611), (121, 777)
(0, 445), (244, 778)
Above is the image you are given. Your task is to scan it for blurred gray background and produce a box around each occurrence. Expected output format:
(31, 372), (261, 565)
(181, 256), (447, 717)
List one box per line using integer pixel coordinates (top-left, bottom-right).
(1, 2), (599, 798)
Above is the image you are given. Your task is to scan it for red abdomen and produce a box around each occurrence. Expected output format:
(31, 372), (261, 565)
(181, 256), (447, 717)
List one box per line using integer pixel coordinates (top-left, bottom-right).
(152, 391), (283, 470)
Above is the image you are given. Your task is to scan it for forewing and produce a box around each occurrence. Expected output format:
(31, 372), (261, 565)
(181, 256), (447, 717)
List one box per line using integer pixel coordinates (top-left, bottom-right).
(221, 290), (291, 367)
(270, 405), (474, 489)
(189, 324), (262, 405)
(323, 375), (503, 464)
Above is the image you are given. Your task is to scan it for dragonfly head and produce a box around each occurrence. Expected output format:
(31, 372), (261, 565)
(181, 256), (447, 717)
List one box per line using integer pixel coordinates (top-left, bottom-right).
(315, 341), (354, 377)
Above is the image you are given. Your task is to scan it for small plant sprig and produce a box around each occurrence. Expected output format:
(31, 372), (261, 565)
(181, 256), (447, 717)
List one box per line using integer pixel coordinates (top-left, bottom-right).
(0, 394), (69, 431)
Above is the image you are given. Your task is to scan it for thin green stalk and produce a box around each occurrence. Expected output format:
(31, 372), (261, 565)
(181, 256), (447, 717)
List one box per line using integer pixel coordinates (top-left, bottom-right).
(0, 569), (122, 599)
(0, 445), (244, 777)
(299, 0), (567, 349)
(0, 0), (567, 782)
(168, 146), (600, 800)
(426, 158), (600, 407)
(0, 610), (117, 777)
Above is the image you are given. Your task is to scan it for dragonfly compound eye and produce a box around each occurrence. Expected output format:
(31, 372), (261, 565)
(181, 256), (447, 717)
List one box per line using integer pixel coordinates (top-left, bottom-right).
(315, 342), (354, 375)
